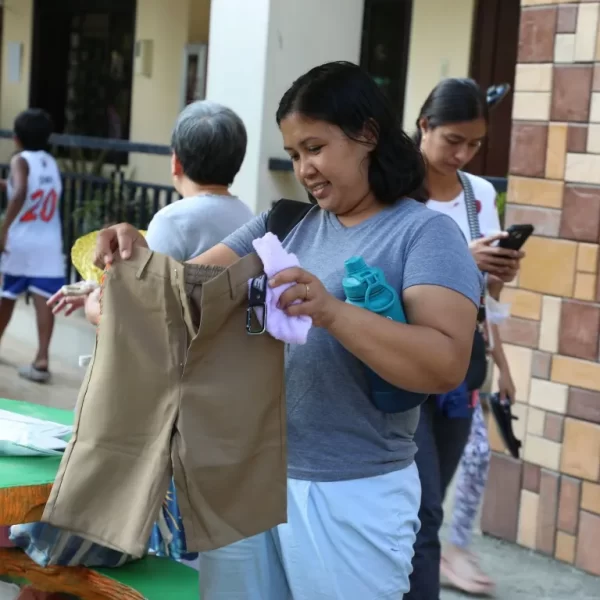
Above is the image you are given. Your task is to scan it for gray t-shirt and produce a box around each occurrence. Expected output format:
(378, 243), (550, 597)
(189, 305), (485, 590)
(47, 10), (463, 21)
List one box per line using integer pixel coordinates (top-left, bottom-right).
(223, 199), (482, 482)
(146, 193), (254, 261)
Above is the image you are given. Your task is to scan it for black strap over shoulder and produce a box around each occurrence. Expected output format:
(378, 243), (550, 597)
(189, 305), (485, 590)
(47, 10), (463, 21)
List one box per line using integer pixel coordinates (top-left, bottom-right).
(266, 199), (314, 242)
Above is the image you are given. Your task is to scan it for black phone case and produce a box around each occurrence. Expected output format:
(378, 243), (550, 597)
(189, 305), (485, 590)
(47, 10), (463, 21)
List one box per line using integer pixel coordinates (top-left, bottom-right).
(499, 225), (533, 251)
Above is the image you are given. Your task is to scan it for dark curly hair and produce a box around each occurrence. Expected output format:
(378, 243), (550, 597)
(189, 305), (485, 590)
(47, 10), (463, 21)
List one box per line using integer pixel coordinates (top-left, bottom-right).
(276, 61), (427, 204)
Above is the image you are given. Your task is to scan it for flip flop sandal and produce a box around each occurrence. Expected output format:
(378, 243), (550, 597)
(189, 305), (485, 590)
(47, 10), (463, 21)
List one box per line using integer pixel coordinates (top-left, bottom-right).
(441, 555), (496, 597)
(18, 364), (51, 384)
(489, 392), (521, 459)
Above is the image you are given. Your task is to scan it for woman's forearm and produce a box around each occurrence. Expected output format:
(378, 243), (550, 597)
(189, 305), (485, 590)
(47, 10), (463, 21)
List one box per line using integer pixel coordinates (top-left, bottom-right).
(490, 323), (508, 370)
(326, 300), (470, 394)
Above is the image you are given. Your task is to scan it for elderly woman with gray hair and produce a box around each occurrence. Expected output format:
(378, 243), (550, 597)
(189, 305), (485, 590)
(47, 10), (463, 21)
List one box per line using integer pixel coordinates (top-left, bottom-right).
(7, 100), (253, 574)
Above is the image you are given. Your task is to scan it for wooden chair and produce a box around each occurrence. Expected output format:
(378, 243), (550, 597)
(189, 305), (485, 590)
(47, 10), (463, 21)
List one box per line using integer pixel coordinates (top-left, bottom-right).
(0, 399), (199, 599)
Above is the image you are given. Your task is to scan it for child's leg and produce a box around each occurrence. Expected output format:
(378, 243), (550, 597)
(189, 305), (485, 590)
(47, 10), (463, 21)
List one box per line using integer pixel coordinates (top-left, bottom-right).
(0, 297), (16, 342)
(18, 277), (64, 382)
(31, 292), (54, 370)
(0, 275), (29, 344)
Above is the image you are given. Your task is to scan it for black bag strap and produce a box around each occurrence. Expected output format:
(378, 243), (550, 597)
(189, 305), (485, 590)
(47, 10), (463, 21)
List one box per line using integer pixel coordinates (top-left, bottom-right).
(458, 171), (487, 318)
(266, 199), (313, 242)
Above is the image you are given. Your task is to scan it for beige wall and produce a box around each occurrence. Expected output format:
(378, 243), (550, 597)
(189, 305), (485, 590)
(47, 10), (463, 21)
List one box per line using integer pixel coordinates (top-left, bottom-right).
(0, 0), (476, 190)
(403, 0), (476, 132)
(0, 0), (33, 160)
(256, 0), (365, 213)
(128, 0), (211, 186)
(188, 0), (211, 42)
(206, 0), (365, 213)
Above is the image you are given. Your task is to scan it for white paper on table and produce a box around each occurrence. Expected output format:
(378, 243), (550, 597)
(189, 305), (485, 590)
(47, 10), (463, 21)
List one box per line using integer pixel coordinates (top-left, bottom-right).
(0, 409), (72, 457)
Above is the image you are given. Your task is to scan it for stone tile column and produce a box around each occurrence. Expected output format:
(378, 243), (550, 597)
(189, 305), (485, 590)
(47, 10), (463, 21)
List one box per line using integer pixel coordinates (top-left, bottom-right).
(480, 0), (600, 577)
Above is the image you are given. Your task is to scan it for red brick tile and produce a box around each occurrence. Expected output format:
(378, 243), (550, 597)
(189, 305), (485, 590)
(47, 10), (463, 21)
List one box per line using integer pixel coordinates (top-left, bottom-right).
(594, 65), (600, 92)
(481, 453), (522, 542)
(557, 4), (578, 33)
(505, 205), (561, 238)
(509, 123), (549, 177)
(559, 300), (600, 361)
(536, 470), (559, 555)
(518, 7), (558, 63)
(559, 185), (600, 243)
(551, 66), (594, 123)
(568, 388), (600, 425)
(558, 476), (581, 534)
(545, 413), (565, 442)
(567, 124), (588, 153)
(576, 511), (600, 576)
(523, 462), (541, 493)
(499, 316), (540, 348)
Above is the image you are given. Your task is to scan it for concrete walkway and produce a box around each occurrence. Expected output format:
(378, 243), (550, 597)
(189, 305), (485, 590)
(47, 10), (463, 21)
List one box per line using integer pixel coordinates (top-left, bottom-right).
(0, 299), (90, 410)
(1, 299), (599, 599)
(440, 524), (600, 599)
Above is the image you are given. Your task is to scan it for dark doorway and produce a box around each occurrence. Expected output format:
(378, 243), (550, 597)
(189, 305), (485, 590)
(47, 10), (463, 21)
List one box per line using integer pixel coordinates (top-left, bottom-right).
(30, 0), (136, 140)
(468, 0), (520, 177)
(360, 0), (413, 120)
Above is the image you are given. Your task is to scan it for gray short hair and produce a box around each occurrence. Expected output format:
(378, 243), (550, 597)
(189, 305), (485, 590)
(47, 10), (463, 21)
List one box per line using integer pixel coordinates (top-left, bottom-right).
(171, 101), (247, 186)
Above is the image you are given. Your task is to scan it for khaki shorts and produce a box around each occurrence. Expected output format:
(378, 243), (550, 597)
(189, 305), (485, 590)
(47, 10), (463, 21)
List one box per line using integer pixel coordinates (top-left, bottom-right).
(43, 248), (286, 557)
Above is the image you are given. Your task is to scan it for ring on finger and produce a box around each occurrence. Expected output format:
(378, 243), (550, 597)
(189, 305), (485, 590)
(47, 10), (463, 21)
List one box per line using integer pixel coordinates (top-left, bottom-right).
(304, 284), (310, 300)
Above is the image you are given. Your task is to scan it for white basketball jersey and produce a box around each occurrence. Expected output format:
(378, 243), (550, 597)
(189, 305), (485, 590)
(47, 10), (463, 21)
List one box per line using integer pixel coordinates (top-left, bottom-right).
(2, 150), (64, 278)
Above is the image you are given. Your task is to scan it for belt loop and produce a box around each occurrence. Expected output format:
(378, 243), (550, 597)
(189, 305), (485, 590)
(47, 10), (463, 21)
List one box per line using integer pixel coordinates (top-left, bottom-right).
(135, 249), (154, 280)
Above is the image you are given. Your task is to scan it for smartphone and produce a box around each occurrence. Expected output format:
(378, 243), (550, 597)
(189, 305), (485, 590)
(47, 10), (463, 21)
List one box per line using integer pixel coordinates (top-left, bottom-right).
(498, 224), (534, 251)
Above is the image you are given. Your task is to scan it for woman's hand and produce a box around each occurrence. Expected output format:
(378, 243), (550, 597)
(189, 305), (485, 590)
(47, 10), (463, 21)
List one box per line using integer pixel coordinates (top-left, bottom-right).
(47, 283), (95, 316)
(269, 267), (342, 329)
(497, 364), (516, 404)
(93, 223), (148, 268)
(469, 233), (523, 282)
(84, 287), (102, 326)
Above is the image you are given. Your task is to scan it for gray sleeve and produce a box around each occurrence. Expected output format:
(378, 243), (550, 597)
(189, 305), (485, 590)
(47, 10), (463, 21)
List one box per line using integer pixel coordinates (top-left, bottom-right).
(221, 211), (268, 257)
(402, 214), (483, 306)
(145, 211), (188, 261)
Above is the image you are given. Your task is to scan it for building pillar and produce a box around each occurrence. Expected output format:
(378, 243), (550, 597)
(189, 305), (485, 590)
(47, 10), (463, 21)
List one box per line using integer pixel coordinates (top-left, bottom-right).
(0, 0), (34, 161)
(481, 0), (600, 577)
(206, 0), (365, 213)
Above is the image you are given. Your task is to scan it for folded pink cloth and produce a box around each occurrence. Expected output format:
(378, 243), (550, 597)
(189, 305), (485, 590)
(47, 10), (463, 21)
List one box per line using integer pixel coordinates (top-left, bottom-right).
(250, 232), (312, 344)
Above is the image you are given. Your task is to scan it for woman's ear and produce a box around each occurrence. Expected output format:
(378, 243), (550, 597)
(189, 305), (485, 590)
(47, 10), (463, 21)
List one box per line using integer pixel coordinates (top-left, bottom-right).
(418, 117), (429, 136)
(361, 118), (379, 147)
(171, 152), (183, 178)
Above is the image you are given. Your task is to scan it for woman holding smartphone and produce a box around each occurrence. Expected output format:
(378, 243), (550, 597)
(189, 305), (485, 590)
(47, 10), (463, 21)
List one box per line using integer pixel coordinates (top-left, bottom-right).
(406, 78), (523, 599)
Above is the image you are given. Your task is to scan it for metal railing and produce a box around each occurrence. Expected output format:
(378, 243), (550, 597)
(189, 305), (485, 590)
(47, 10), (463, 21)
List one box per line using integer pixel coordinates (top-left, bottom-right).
(0, 130), (179, 281)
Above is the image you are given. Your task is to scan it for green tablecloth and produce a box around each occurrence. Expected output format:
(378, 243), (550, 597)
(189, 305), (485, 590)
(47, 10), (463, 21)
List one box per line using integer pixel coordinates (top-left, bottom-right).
(0, 398), (73, 490)
(0, 399), (200, 597)
(97, 556), (199, 599)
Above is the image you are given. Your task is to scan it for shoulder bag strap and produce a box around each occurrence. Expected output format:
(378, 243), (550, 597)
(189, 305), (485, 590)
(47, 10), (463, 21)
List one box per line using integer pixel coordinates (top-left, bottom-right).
(458, 171), (481, 241)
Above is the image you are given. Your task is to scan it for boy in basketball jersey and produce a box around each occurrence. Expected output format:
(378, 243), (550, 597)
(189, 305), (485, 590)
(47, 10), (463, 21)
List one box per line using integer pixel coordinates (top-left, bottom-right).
(0, 109), (64, 383)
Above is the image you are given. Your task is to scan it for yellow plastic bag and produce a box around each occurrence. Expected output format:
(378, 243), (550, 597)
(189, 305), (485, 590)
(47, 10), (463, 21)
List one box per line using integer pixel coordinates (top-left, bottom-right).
(70, 230), (147, 284)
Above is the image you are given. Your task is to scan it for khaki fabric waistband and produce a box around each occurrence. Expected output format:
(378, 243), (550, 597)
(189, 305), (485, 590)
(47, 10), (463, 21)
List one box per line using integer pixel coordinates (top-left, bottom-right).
(110, 247), (263, 302)
(110, 247), (265, 340)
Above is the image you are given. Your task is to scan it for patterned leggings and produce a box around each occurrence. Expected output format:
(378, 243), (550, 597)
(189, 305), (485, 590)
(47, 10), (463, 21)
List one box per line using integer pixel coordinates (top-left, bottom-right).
(449, 402), (491, 548)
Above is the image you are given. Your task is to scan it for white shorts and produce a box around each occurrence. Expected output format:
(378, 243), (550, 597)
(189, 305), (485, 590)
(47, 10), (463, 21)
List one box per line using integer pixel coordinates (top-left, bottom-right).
(198, 463), (421, 599)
